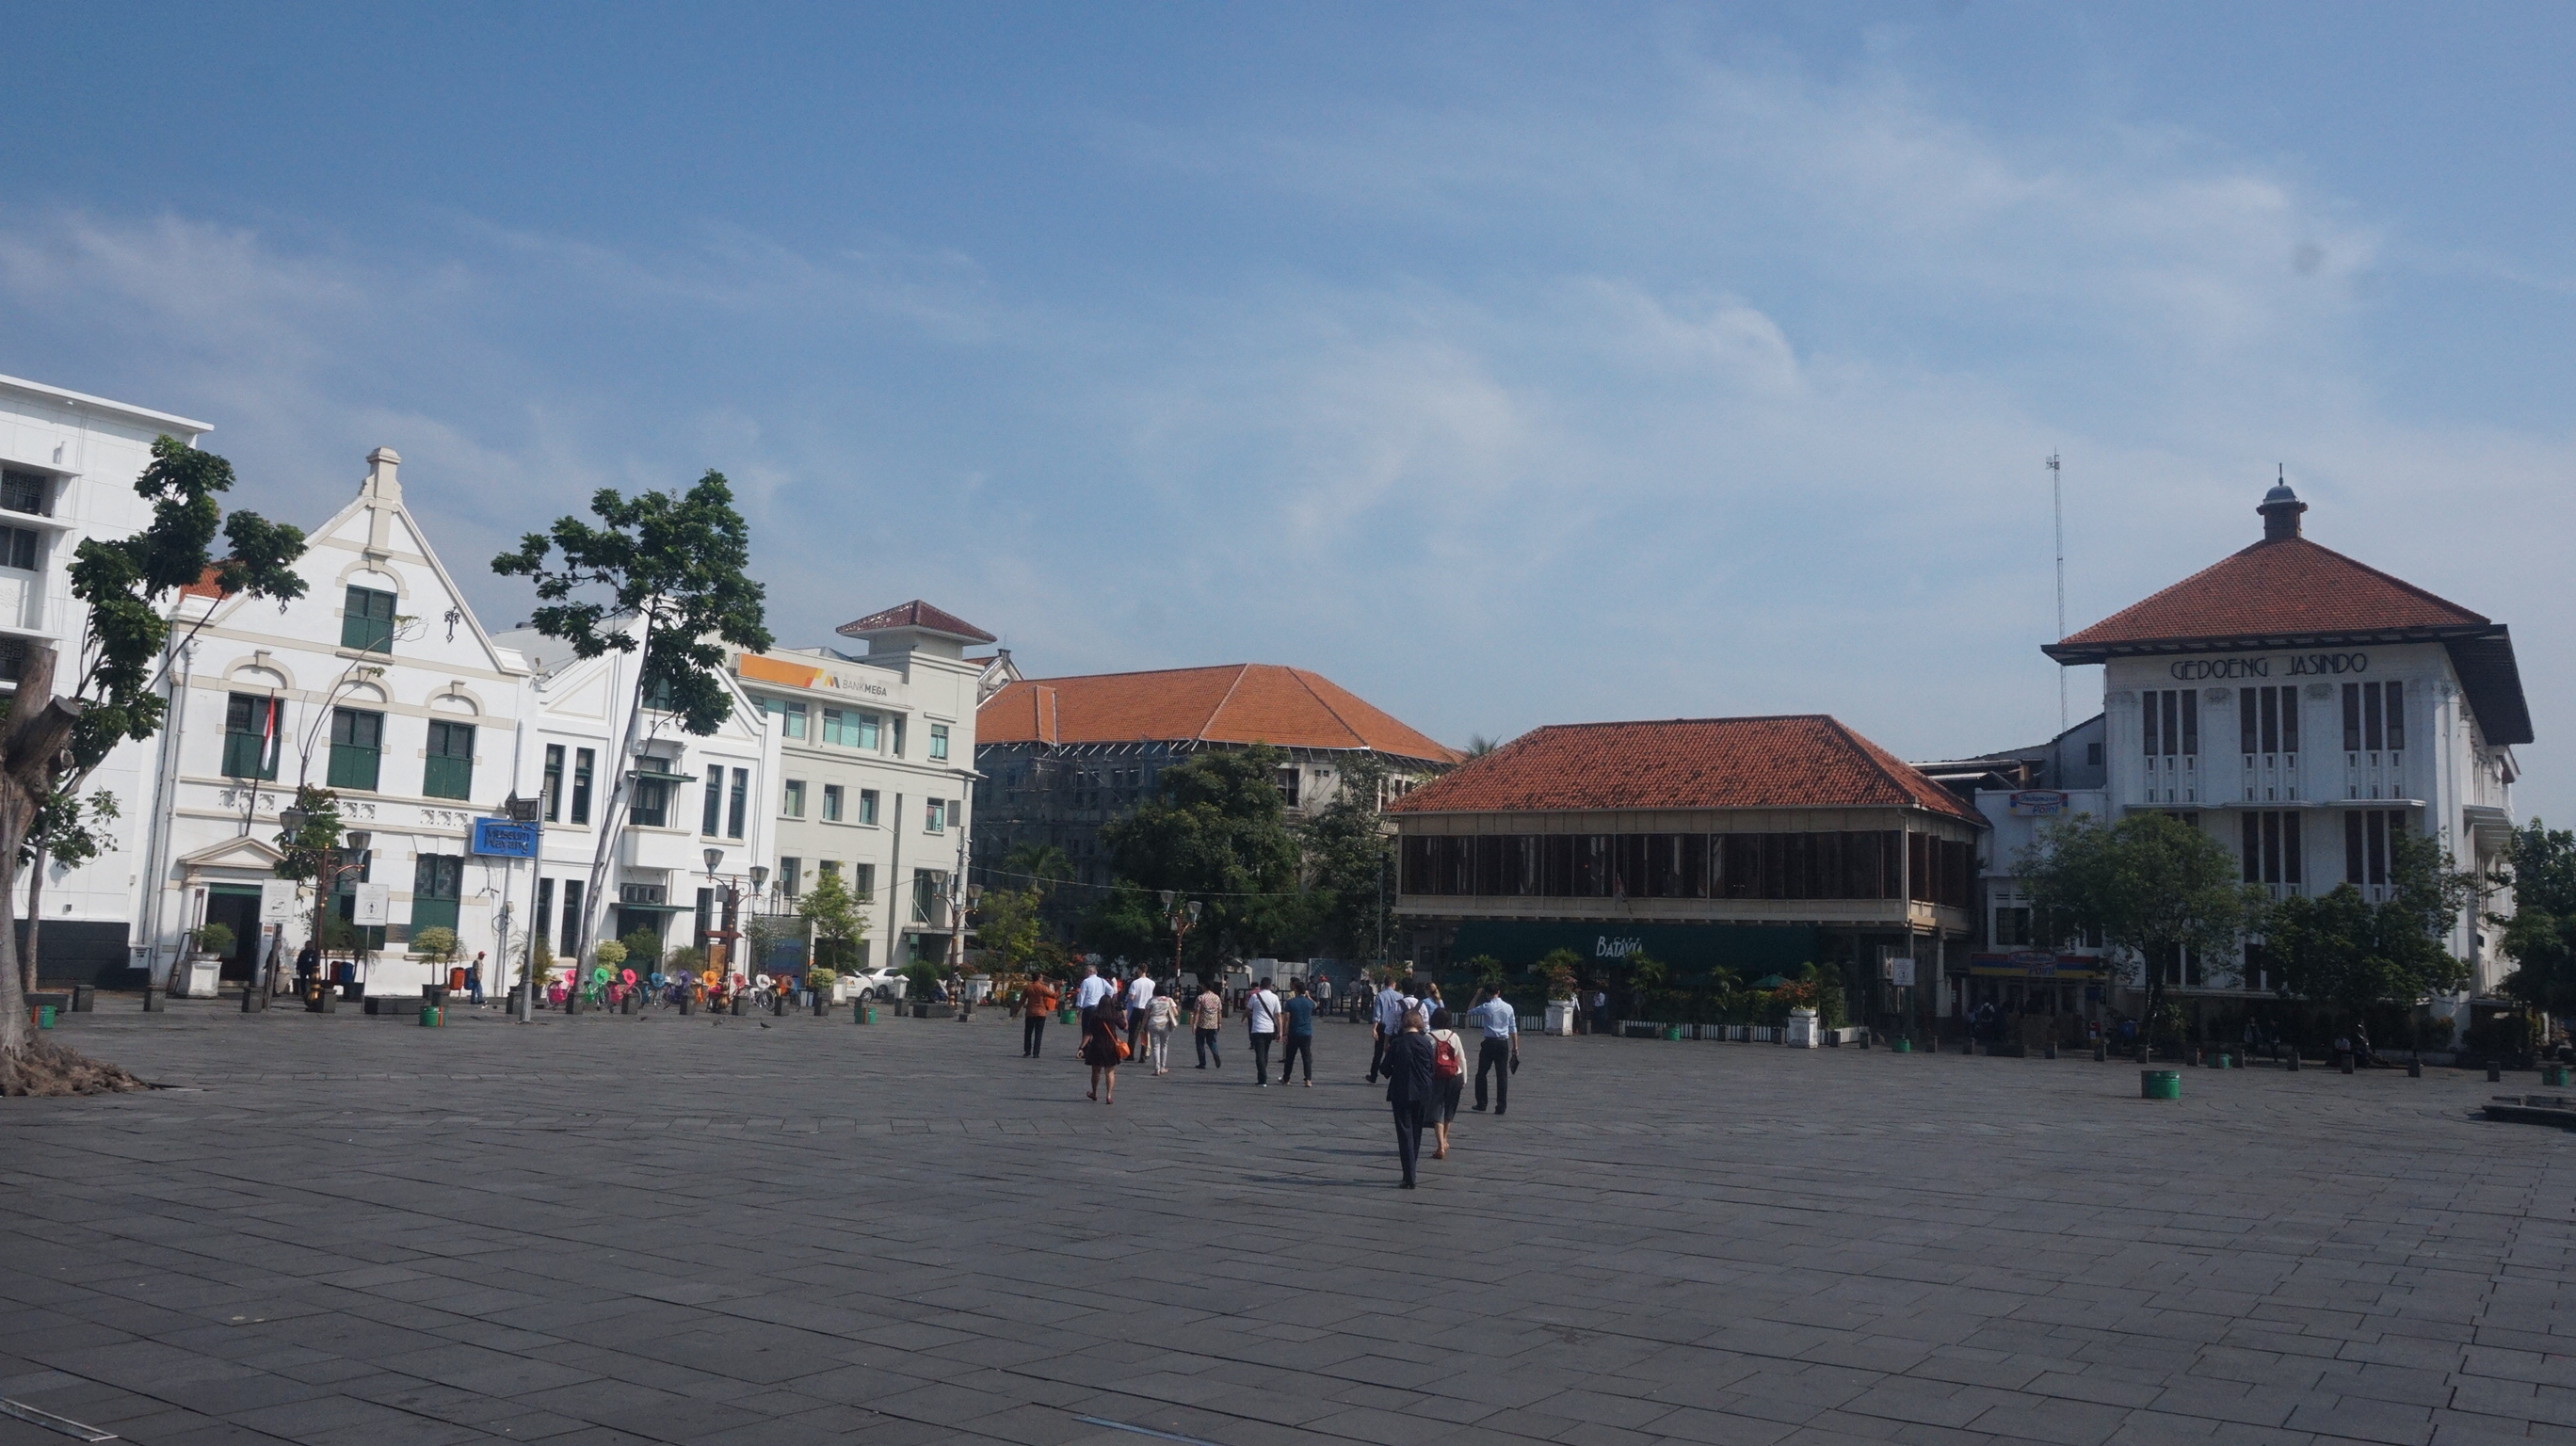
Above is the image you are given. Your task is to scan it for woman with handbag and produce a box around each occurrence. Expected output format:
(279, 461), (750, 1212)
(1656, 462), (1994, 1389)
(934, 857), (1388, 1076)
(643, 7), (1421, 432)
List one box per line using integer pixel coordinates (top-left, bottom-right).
(1084, 993), (1130, 1103)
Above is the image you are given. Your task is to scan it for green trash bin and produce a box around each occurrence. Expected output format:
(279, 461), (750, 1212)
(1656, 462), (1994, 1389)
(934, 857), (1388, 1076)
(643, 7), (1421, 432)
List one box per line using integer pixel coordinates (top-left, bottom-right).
(1663, 1025), (1683, 1041)
(1892, 1036), (1911, 1053)
(35, 1004), (56, 1030)
(1060, 1006), (1076, 1026)
(418, 1005), (441, 1028)
(2545, 1065), (2570, 1088)
(2141, 1068), (2182, 1101)
(853, 1000), (868, 1023)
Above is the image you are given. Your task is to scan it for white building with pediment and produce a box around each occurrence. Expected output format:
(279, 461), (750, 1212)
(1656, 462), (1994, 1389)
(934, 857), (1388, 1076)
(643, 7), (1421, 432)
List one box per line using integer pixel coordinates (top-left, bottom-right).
(137, 447), (539, 997)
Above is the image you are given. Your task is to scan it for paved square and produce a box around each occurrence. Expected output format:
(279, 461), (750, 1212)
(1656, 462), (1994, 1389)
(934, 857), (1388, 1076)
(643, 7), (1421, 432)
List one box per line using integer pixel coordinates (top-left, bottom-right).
(2, 1003), (2571, 1446)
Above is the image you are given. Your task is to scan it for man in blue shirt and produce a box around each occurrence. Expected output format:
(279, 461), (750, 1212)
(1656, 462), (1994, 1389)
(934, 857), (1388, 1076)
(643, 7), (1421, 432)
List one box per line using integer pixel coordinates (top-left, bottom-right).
(1469, 986), (1519, 1116)
(1367, 976), (1409, 1084)
(1278, 977), (1319, 1086)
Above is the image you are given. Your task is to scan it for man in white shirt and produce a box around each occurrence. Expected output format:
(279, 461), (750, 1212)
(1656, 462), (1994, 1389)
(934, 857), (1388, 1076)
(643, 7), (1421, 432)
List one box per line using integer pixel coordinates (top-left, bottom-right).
(1125, 971), (1156, 1062)
(1470, 986), (1520, 1116)
(1367, 977), (1409, 1084)
(1245, 977), (1283, 1086)
(1073, 964), (1114, 1029)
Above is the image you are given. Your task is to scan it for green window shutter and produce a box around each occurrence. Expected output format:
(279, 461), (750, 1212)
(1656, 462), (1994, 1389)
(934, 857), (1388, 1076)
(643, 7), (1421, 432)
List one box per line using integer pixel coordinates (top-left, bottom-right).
(329, 708), (383, 792)
(423, 720), (475, 799)
(411, 854), (461, 932)
(340, 586), (397, 651)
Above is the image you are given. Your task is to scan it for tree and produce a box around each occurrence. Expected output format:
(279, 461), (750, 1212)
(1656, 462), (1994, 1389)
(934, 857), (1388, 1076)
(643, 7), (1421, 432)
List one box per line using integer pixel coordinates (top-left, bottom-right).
(972, 887), (1043, 973)
(1296, 751), (1396, 964)
(492, 473), (772, 966)
(2492, 820), (2576, 1020)
(3, 436), (306, 1088)
(17, 788), (119, 994)
(2265, 829), (2477, 1039)
(1099, 745), (1302, 971)
(2018, 811), (2259, 1050)
(797, 871), (870, 972)
(1464, 734), (1502, 758)
(1077, 880), (1165, 966)
(1000, 842), (1072, 897)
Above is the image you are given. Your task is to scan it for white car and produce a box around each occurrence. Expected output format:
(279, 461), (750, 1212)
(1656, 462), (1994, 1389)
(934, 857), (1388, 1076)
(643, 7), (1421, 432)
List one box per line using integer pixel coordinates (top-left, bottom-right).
(836, 967), (910, 1003)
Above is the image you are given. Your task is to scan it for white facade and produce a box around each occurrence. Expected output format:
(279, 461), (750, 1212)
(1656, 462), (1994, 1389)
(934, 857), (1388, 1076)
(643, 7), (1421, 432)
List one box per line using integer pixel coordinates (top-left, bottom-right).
(491, 621), (778, 986)
(0, 375), (214, 980)
(140, 449), (538, 997)
(728, 606), (992, 972)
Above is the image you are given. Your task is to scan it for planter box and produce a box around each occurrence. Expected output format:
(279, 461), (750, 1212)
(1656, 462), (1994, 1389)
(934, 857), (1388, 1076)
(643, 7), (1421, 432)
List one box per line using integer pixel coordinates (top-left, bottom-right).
(1543, 1000), (1578, 1036)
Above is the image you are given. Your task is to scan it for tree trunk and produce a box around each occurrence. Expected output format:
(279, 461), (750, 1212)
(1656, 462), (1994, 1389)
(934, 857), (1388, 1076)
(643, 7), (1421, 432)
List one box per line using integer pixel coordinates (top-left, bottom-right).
(572, 619), (654, 971)
(21, 844), (44, 996)
(0, 817), (26, 1057)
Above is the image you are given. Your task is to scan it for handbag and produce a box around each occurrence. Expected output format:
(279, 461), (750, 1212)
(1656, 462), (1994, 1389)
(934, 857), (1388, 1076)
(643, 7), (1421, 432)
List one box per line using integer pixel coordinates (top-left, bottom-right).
(1115, 1037), (1131, 1060)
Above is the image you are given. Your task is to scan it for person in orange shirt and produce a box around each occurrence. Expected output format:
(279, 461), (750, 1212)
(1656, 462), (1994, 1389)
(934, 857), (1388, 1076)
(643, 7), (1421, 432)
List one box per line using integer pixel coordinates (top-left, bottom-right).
(1021, 975), (1061, 1058)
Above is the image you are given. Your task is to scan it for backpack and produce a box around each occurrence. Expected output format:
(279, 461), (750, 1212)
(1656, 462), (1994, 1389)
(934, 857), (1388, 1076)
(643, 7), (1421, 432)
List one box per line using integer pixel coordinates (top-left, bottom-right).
(1434, 1035), (1462, 1080)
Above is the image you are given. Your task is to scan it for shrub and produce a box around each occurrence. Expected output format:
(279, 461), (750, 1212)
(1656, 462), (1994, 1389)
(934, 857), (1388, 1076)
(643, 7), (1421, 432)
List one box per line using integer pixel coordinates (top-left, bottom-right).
(620, 929), (665, 968)
(193, 922), (235, 956)
(807, 967), (838, 993)
(592, 940), (628, 970)
(411, 925), (459, 962)
(664, 944), (706, 976)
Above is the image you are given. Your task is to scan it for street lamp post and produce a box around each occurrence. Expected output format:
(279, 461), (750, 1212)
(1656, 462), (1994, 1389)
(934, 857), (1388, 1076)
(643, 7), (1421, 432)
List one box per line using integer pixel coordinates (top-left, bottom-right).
(1159, 890), (1202, 986)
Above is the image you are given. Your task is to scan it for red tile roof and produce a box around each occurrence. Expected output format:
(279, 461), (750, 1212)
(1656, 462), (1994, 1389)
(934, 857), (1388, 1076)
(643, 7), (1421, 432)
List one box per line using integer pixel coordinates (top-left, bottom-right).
(835, 600), (996, 643)
(179, 565), (229, 601)
(2048, 536), (2487, 657)
(977, 665), (1462, 764)
(1386, 715), (1981, 821)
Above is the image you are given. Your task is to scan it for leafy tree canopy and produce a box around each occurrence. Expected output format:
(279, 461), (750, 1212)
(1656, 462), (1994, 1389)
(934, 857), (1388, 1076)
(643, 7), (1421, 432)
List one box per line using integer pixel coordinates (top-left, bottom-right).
(1296, 750), (1395, 962)
(2018, 811), (2259, 1031)
(492, 472), (773, 735)
(1100, 745), (1303, 967)
(2264, 827), (2476, 1024)
(972, 887), (1044, 972)
(2492, 820), (2576, 1018)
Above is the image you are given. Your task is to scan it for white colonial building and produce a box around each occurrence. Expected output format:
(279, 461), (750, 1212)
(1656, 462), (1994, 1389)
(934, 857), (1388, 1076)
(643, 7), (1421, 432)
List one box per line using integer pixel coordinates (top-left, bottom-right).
(0, 375), (219, 983)
(491, 618), (777, 986)
(728, 601), (998, 972)
(2044, 481), (2530, 1031)
(139, 447), (539, 997)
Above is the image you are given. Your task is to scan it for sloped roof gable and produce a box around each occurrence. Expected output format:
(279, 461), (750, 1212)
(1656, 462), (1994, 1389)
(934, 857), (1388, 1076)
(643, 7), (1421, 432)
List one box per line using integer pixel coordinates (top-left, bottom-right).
(978, 664), (1460, 764)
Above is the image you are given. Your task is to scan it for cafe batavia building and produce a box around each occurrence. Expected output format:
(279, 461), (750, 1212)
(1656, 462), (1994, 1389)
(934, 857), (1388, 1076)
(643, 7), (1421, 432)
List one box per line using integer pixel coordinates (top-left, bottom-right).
(2043, 482), (2531, 1030)
(1385, 715), (1984, 1038)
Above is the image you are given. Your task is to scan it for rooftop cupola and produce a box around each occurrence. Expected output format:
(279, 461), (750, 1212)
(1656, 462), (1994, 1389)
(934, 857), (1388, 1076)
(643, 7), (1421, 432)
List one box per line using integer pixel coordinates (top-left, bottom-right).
(2258, 477), (2306, 542)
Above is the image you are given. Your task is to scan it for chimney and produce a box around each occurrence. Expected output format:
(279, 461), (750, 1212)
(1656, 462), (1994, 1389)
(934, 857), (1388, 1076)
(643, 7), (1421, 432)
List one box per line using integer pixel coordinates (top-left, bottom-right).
(363, 446), (402, 503)
(2257, 479), (2305, 542)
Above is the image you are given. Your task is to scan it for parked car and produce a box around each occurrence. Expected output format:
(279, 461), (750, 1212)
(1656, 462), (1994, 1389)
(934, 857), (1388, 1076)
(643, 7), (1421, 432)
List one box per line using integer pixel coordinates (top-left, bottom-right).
(836, 966), (910, 1003)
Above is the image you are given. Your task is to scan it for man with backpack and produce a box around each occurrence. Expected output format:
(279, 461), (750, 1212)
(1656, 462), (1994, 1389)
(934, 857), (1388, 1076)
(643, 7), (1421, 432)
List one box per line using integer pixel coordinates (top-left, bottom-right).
(1469, 986), (1519, 1116)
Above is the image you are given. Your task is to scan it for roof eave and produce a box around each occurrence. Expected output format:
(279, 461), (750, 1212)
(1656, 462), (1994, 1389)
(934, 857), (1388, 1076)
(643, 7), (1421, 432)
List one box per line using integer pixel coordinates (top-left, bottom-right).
(2043, 622), (2499, 666)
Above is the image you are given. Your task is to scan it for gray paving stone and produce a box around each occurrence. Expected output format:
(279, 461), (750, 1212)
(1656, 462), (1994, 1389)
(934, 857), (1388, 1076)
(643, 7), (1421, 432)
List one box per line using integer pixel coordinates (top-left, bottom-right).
(7, 1004), (2575, 1446)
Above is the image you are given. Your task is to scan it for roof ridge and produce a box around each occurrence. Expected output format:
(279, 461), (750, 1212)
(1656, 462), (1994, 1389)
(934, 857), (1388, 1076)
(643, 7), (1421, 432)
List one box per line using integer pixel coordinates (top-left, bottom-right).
(1200, 664), (1253, 744)
(1828, 715), (1961, 816)
(2256, 537), (2489, 625)
(2064, 536), (2486, 646)
(1286, 667), (1369, 750)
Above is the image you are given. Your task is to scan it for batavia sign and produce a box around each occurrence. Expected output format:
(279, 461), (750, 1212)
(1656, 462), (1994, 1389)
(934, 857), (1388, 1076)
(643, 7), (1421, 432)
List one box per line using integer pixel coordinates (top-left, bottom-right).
(2168, 651), (2368, 682)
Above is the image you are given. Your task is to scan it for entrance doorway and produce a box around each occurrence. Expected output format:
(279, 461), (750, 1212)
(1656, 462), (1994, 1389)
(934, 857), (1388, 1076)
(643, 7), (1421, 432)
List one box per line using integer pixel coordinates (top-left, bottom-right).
(204, 886), (264, 981)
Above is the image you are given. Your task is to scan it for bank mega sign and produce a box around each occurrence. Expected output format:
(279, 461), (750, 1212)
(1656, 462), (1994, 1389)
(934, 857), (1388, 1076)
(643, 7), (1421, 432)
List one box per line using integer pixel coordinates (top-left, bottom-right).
(1446, 921), (1815, 979)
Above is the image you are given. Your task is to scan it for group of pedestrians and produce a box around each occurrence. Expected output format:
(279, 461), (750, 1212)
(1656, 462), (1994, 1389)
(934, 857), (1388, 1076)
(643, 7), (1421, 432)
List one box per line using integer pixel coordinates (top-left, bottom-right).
(1018, 962), (1525, 1187)
(1374, 979), (1518, 1187)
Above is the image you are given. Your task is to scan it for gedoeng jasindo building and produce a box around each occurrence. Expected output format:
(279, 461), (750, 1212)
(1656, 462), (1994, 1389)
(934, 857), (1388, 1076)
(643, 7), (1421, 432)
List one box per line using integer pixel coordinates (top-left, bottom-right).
(2042, 481), (2530, 1027)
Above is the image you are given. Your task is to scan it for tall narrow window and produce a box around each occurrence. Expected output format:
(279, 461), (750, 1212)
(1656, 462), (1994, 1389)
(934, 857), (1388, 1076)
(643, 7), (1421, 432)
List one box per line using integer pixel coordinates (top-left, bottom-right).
(781, 779), (807, 818)
(703, 765), (726, 834)
(341, 586), (397, 651)
(762, 697), (808, 739)
(0, 524), (41, 570)
(694, 888), (714, 949)
(851, 862), (876, 901)
(542, 745), (565, 822)
(534, 878), (555, 949)
(778, 857), (802, 898)
(559, 881), (584, 956)
(858, 788), (879, 825)
(2383, 681), (2405, 750)
(2241, 811), (2303, 887)
(328, 708), (383, 791)
(891, 715), (906, 757)
(928, 723), (950, 760)
(221, 694), (282, 780)
(821, 784), (844, 822)
(631, 775), (670, 827)
(411, 855), (463, 932)
(2346, 810), (2399, 887)
(925, 797), (945, 833)
(572, 748), (594, 824)
(728, 768), (748, 839)
(2363, 682), (2384, 751)
(423, 720), (475, 799)
(2143, 690), (2197, 755)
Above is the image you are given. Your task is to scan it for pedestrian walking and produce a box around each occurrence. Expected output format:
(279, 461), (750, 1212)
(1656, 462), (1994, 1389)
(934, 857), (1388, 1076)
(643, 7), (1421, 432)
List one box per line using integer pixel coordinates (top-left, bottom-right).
(1426, 1006), (1465, 1158)
(1084, 993), (1129, 1103)
(1367, 975), (1408, 1083)
(1382, 1007), (1436, 1188)
(1279, 977), (1317, 1086)
(1147, 988), (1179, 1074)
(1072, 962), (1114, 1030)
(1246, 977), (1282, 1085)
(1313, 973), (1333, 1011)
(1021, 975), (1061, 1057)
(1469, 986), (1519, 1115)
(1192, 979), (1226, 1068)
(469, 952), (486, 1004)
(1125, 970), (1156, 1062)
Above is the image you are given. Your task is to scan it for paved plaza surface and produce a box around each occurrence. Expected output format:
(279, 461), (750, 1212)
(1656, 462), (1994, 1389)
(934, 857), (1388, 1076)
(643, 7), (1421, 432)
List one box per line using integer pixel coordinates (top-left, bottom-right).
(2, 1004), (2572, 1446)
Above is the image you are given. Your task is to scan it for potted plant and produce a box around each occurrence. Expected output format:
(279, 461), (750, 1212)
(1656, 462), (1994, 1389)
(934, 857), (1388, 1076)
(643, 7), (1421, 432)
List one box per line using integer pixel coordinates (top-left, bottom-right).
(412, 925), (459, 1003)
(181, 922), (234, 999)
(1535, 949), (1581, 1036)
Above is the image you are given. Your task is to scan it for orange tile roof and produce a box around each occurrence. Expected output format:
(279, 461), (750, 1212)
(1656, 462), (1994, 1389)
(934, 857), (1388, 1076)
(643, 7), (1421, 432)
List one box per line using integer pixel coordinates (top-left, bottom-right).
(1386, 715), (1982, 821)
(2049, 536), (2487, 656)
(978, 665), (1462, 763)
(835, 599), (995, 643)
(178, 565), (229, 601)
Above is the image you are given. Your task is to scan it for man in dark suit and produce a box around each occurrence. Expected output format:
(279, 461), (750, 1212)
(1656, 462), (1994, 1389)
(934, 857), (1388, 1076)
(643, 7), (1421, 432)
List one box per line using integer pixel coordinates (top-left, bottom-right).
(1381, 1006), (1438, 1189)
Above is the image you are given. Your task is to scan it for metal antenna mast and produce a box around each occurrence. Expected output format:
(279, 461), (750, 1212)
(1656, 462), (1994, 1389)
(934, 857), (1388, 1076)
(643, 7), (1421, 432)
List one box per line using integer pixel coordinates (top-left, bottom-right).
(2048, 452), (2068, 773)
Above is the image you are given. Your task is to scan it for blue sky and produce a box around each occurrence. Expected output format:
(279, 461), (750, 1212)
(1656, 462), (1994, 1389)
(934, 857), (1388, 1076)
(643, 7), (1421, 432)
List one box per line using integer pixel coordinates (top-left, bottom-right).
(4, 3), (2570, 820)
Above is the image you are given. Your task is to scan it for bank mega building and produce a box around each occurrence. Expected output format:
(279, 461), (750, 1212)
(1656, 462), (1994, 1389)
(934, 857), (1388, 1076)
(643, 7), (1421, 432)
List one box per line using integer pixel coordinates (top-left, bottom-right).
(2041, 481), (2530, 1029)
(1386, 715), (1985, 1039)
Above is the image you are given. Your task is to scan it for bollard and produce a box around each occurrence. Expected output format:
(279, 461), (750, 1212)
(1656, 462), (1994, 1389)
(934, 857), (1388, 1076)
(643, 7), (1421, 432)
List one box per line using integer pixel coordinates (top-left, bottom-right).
(2339, 1052), (2354, 1074)
(2487, 1062), (2503, 1083)
(853, 999), (868, 1023)
(813, 994), (827, 1017)
(72, 985), (94, 1013)
(2094, 1041), (2108, 1063)
(679, 990), (695, 1016)
(2044, 1042), (2057, 1060)
(2407, 1055), (2423, 1079)
(241, 980), (266, 1012)
(2141, 1069), (2181, 1101)
(2286, 1051), (2299, 1072)
(622, 989), (639, 1015)
(144, 981), (163, 1013)
(732, 993), (748, 1017)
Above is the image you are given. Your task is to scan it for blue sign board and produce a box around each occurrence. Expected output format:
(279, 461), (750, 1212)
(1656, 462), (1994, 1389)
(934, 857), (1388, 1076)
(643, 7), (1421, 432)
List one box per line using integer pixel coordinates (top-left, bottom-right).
(470, 817), (539, 859)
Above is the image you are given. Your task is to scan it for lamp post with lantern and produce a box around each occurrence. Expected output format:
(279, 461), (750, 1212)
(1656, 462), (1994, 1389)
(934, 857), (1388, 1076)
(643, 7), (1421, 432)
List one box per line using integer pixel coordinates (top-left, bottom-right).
(1160, 890), (1203, 988)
